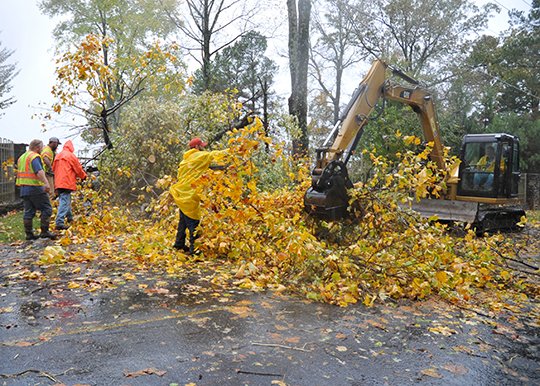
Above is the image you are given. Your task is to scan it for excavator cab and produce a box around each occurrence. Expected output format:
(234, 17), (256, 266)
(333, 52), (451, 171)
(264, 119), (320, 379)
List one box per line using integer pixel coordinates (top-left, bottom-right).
(457, 134), (520, 199)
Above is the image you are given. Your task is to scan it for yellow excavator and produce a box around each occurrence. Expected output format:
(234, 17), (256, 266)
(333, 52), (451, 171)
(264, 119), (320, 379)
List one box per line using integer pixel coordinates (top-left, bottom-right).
(304, 59), (525, 232)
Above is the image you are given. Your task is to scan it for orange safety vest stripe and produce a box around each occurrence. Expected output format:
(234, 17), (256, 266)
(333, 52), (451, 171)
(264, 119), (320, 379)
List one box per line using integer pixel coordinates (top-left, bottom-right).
(16, 151), (44, 186)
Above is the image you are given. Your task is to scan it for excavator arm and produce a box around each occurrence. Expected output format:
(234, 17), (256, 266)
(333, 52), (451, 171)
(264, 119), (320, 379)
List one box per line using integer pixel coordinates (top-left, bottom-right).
(305, 59), (449, 219)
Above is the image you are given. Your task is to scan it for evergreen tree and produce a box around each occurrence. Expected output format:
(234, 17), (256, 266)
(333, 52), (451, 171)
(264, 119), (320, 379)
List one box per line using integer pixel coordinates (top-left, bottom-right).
(0, 39), (18, 116)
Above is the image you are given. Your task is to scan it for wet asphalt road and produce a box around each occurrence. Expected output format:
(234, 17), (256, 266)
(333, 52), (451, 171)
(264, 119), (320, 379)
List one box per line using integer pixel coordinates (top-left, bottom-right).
(0, 242), (538, 385)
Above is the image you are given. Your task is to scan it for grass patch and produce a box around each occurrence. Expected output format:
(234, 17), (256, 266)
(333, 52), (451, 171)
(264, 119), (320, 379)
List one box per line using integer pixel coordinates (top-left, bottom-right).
(526, 210), (540, 223)
(0, 211), (39, 243)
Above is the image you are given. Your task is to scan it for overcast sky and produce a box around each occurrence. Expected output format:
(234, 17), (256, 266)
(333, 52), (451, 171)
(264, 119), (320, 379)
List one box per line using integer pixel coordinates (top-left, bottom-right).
(0, 0), (532, 150)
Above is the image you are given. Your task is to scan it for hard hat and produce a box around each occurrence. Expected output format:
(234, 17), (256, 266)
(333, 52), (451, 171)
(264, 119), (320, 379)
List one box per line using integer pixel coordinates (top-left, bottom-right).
(189, 137), (207, 148)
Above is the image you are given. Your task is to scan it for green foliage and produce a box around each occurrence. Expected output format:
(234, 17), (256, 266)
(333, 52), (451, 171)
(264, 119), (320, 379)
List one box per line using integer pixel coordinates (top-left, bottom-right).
(97, 93), (243, 196)
(446, 2), (540, 172)
(497, 2), (540, 118)
(483, 113), (540, 172)
(359, 104), (423, 154)
(191, 31), (278, 114)
(40, 0), (178, 50)
(251, 143), (305, 191)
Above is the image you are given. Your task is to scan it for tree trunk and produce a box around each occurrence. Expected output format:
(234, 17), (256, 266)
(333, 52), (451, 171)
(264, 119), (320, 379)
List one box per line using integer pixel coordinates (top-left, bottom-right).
(260, 77), (270, 151)
(100, 107), (113, 149)
(334, 65), (343, 123)
(202, 0), (212, 90)
(288, 0), (311, 156)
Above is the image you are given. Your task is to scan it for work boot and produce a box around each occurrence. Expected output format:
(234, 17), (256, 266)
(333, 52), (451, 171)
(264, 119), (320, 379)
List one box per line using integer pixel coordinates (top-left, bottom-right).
(173, 243), (190, 253)
(40, 219), (57, 240)
(23, 219), (38, 241)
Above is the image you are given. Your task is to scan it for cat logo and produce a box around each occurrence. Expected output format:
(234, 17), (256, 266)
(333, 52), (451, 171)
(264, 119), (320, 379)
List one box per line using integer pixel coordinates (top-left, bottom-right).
(400, 90), (412, 99)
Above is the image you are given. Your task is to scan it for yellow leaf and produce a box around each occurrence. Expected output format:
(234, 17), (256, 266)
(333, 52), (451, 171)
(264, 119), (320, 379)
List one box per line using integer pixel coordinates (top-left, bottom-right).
(421, 368), (442, 378)
(428, 326), (457, 336)
(39, 246), (66, 265)
(435, 271), (448, 285)
(363, 294), (375, 307)
(441, 363), (468, 375)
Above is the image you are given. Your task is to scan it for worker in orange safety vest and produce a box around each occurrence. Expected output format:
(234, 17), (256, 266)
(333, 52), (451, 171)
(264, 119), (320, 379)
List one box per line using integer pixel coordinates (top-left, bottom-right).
(16, 139), (56, 240)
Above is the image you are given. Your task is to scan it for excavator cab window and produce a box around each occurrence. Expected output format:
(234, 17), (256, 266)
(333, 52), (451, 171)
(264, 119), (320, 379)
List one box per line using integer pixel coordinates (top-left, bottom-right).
(457, 134), (519, 199)
(510, 141), (520, 196)
(460, 142), (499, 195)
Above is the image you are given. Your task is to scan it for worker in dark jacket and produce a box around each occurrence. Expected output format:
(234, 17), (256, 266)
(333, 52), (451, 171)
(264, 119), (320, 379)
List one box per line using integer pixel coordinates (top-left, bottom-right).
(16, 139), (56, 240)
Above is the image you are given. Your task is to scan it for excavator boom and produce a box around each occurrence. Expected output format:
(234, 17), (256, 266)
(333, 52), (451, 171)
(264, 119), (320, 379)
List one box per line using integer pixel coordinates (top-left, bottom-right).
(305, 59), (451, 219)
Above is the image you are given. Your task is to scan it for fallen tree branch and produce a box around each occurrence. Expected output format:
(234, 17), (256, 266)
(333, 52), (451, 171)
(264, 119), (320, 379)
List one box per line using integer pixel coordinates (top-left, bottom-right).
(489, 246), (539, 271)
(237, 369), (283, 377)
(252, 342), (312, 352)
(476, 336), (497, 348)
(0, 367), (76, 382)
(508, 267), (540, 277)
(0, 368), (69, 382)
(439, 296), (494, 319)
(504, 255), (538, 271)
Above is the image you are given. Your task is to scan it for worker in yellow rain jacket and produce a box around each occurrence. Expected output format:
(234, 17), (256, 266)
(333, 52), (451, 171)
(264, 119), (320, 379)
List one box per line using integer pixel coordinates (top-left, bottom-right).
(474, 145), (496, 189)
(169, 137), (227, 254)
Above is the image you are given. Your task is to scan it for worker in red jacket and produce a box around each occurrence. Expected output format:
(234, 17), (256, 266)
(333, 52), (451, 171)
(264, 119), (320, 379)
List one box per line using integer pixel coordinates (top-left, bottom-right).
(52, 140), (87, 230)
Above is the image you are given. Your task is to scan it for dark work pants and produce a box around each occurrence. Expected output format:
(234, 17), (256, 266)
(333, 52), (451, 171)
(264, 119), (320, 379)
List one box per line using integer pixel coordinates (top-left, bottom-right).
(22, 192), (53, 222)
(174, 210), (200, 252)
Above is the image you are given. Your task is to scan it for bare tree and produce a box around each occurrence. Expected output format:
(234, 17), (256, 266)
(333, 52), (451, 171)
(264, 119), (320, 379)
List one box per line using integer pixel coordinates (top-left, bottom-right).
(164, 0), (256, 91)
(288, 0), (311, 155)
(310, 0), (365, 124)
(344, 0), (495, 82)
